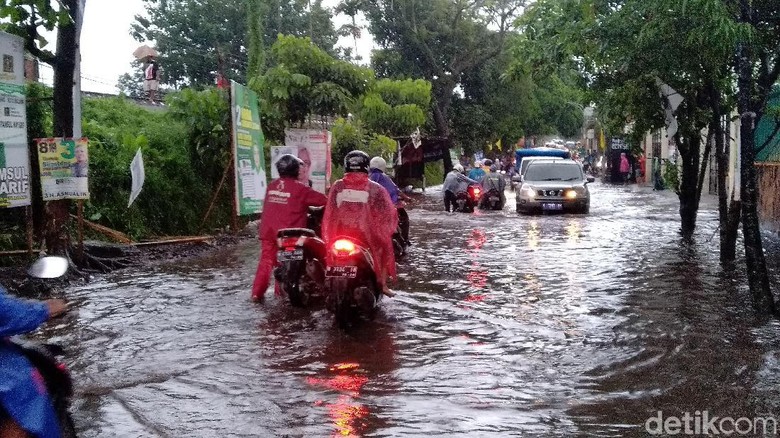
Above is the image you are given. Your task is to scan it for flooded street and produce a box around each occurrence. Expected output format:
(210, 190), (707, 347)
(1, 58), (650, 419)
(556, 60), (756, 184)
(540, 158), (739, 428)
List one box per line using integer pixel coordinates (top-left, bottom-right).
(55, 183), (780, 437)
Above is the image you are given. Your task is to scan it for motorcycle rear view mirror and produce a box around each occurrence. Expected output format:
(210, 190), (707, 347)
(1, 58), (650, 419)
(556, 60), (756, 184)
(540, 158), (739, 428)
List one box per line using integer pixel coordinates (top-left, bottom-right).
(586, 176), (596, 184)
(28, 256), (69, 279)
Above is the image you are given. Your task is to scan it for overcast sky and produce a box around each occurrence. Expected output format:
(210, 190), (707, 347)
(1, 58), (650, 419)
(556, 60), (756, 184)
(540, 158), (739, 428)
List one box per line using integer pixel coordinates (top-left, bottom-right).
(40, 0), (375, 94)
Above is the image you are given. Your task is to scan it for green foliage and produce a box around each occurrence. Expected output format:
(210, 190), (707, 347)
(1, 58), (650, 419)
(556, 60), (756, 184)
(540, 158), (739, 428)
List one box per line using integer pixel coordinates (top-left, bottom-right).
(0, 1), (70, 63)
(331, 117), (396, 166)
(165, 88), (231, 184)
(662, 158), (681, 195)
(132, 0), (338, 87)
(80, 97), (232, 238)
(424, 161), (445, 186)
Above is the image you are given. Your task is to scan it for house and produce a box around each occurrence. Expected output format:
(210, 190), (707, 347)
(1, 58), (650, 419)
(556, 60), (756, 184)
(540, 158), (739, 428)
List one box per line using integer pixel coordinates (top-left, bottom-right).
(755, 88), (780, 232)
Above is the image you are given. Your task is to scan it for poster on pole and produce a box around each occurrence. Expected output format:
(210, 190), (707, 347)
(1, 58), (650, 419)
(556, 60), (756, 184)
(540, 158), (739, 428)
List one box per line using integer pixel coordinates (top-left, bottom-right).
(0, 32), (31, 207)
(36, 137), (90, 200)
(231, 80), (266, 215)
(283, 129), (332, 194)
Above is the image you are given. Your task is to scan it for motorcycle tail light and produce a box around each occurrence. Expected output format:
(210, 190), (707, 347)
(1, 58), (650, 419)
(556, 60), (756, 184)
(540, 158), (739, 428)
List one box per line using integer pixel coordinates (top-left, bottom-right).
(332, 239), (357, 256)
(56, 362), (69, 373)
(469, 186), (481, 199)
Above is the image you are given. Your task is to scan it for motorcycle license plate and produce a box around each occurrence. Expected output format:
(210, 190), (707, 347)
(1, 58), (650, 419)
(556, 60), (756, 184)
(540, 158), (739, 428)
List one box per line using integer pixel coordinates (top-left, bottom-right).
(489, 196), (499, 202)
(326, 266), (358, 278)
(277, 248), (304, 262)
(542, 203), (563, 211)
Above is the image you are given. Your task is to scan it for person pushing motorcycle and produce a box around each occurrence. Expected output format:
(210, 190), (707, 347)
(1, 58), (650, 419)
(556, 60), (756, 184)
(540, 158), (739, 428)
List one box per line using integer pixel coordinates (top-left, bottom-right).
(0, 290), (67, 438)
(443, 164), (480, 212)
(322, 151), (398, 297)
(252, 154), (328, 301)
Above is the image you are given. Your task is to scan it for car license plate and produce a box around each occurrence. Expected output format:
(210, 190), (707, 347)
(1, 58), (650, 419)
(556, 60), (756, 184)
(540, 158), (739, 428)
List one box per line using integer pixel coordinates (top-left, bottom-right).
(326, 266), (358, 278)
(542, 203), (563, 211)
(277, 248), (304, 262)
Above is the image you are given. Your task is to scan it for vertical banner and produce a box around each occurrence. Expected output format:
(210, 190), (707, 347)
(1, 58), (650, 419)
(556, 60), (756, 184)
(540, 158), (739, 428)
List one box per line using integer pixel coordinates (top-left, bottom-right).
(0, 32), (31, 207)
(231, 80), (266, 215)
(283, 129), (332, 194)
(36, 137), (90, 200)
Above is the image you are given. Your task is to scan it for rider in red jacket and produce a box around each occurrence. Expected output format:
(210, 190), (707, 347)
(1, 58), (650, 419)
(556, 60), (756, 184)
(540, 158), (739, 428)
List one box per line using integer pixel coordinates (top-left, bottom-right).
(252, 155), (327, 301)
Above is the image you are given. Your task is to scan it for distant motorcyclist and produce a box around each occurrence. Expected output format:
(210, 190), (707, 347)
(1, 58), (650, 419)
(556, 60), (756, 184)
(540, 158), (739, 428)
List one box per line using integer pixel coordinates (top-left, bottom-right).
(252, 154), (328, 301)
(468, 159), (487, 181)
(480, 164), (507, 208)
(323, 151), (398, 297)
(1, 290), (68, 438)
(443, 164), (480, 212)
(369, 157), (412, 245)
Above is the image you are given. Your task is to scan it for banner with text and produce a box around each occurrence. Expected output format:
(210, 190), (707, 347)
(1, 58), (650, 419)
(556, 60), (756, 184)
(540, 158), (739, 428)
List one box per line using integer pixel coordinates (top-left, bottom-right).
(283, 129), (331, 194)
(0, 32), (30, 207)
(231, 80), (266, 215)
(37, 137), (90, 200)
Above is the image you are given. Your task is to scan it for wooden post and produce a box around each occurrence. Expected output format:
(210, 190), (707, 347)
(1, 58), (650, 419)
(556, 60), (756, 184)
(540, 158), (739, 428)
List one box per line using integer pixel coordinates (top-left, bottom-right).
(25, 205), (33, 257)
(229, 119), (240, 234)
(77, 200), (84, 261)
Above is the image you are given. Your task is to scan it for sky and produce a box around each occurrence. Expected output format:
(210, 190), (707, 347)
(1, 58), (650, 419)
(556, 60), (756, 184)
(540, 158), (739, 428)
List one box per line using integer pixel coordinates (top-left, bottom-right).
(41, 0), (375, 94)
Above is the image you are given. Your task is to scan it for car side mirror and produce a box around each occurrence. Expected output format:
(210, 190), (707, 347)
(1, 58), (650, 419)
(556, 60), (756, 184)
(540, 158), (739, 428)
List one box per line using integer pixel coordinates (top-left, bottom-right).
(586, 176), (596, 183)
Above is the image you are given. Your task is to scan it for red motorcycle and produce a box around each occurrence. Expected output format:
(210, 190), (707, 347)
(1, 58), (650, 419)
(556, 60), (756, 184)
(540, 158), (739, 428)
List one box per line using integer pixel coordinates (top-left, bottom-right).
(273, 206), (327, 307)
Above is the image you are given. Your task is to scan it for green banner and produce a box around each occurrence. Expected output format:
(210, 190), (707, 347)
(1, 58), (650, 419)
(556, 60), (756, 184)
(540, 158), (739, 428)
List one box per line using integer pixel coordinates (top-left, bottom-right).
(231, 81), (267, 215)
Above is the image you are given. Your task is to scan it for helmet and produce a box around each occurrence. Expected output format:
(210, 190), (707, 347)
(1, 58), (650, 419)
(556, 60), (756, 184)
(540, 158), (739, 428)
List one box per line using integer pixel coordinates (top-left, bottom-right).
(483, 159), (493, 167)
(369, 156), (387, 172)
(276, 154), (302, 178)
(344, 150), (370, 173)
(453, 164), (464, 173)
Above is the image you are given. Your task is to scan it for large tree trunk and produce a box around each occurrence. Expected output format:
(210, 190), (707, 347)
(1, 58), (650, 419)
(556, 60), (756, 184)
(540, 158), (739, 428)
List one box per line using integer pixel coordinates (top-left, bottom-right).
(432, 78), (456, 137)
(736, 33), (775, 314)
(715, 105), (740, 262)
(677, 136), (701, 240)
(45, 0), (81, 255)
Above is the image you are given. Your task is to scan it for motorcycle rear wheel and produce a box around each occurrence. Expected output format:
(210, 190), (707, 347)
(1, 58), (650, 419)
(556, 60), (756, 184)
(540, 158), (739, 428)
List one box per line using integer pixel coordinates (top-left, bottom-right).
(284, 280), (308, 307)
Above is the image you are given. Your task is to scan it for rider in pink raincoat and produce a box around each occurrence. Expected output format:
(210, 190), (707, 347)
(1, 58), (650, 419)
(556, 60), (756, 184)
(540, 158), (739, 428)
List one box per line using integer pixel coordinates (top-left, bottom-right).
(322, 151), (398, 296)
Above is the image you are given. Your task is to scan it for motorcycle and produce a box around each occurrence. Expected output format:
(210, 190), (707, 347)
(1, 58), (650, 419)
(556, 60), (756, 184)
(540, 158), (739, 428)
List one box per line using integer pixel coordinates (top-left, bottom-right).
(8, 256), (76, 438)
(273, 206), (327, 307)
(479, 188), (504, 210)
(454, 184), (481, 213)
(324, 236), (382, 329)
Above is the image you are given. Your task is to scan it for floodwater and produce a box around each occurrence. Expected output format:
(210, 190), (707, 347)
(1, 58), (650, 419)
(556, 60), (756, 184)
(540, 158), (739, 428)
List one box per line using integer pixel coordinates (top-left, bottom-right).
(48, 182), (780, 437)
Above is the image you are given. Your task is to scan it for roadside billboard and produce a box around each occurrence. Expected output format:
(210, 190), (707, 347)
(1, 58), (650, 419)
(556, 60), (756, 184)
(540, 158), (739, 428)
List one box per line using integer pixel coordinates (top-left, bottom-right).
(0, 31), (31, 207)
(36, 137), (90, 200)
(231, 80), (267, 215)
(283, 129), (332, 194)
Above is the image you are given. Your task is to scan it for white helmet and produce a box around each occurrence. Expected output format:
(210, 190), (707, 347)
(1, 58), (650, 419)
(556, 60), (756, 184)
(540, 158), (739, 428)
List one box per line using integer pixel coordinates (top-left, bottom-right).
(454, 163), (464, 173)
(369, 156), (387, 172)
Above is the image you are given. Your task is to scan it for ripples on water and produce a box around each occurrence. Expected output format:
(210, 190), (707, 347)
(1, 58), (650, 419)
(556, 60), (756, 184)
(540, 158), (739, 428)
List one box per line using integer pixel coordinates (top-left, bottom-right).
(50, 183), (780, 437)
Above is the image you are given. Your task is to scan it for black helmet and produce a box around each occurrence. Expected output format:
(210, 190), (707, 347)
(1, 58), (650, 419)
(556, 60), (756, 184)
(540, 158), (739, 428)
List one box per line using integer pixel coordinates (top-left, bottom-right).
(344, 150), (370, 173)
(276, 154), (303, 178)
(483, 159), (493, 167)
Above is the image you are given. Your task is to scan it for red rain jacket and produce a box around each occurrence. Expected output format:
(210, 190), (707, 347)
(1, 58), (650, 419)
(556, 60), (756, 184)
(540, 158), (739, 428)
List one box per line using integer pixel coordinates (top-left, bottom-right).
(322, 173), (398, 280)
(259, 177), (327, 242)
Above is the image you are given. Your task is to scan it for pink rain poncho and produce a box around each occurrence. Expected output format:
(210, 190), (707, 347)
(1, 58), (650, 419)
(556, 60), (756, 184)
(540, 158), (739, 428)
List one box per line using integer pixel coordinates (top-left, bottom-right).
(322, 172), (398, 280)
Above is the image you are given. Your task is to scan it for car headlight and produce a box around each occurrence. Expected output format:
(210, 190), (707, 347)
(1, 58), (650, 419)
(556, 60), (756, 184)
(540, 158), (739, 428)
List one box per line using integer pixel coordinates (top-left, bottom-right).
(565, 190), (577, 199)
(520, 185), (536, 199)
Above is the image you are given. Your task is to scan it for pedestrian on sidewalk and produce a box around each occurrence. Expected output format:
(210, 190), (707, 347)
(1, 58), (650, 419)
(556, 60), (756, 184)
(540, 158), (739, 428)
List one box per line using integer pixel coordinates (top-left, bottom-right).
(619, 152), (630, 184)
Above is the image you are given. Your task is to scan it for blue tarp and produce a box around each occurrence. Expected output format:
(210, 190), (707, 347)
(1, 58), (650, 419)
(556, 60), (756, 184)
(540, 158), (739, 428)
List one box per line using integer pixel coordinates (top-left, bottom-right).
(514, 147), (571, 171)
(756, 86), (780, 163)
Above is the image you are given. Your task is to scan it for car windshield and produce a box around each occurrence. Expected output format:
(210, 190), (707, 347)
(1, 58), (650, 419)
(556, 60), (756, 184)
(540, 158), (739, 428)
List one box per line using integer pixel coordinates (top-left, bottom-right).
(521, 158), (556, 175)
(524, 163), (583, 181)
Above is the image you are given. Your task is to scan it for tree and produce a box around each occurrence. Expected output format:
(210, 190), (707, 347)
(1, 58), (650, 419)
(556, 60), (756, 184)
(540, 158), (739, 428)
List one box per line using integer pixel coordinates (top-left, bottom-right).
(336, 0), (365, 62)
(1, 0), (84, 254)
(364, 0), (525, 137)
(131, 0), (338, 88)
(515, 0), (736, 240)
(734, 0), (780, 314)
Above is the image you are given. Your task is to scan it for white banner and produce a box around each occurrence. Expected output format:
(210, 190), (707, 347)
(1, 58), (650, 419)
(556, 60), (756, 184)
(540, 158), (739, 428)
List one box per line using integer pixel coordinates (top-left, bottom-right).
(128, 148), (145, 207)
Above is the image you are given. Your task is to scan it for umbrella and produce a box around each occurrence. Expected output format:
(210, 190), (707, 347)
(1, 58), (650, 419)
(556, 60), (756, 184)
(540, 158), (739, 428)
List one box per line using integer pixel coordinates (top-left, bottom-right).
(133, 44), (159, 62)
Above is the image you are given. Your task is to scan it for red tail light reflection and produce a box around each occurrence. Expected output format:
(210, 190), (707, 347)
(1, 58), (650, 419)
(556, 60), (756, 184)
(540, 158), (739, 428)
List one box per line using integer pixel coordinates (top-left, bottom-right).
(307, 362), (370, 437)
